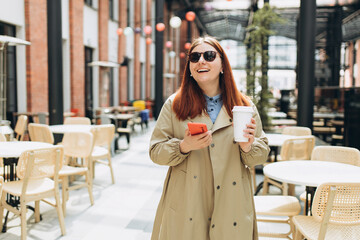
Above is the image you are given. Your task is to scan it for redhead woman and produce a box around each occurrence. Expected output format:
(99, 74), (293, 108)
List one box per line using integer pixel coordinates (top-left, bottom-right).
(149, 36), (270, 240)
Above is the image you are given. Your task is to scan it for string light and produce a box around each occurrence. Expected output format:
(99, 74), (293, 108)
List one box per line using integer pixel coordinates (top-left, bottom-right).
(185, 11), (196, 22)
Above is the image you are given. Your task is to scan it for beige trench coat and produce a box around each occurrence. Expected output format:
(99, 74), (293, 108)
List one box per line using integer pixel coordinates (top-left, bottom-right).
(149, 94), (270, 240)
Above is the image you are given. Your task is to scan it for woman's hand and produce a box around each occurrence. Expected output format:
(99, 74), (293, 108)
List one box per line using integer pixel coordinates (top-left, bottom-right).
(238, 118), (256, 152)
(180, 129), (212, 154)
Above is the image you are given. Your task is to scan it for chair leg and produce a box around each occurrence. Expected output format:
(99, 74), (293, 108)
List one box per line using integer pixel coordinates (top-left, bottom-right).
(0, 196), (4, 231)
(54, 188), (66, 235)
(86, 171), (94, 205)
(61, 176), (69, 217)
(34, 200), (40, 223)
(107, 154), (115, 184)
(262, 176), (269, 195)
(20, 201), (27, 240)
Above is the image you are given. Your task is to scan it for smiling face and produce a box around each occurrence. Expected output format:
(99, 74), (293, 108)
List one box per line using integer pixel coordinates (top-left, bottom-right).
(189, 43), (223, 92)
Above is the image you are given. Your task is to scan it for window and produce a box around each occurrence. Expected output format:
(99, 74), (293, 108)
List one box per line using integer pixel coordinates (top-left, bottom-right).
(109, 0), (114, 20)
(84, 0), (92, 7)
(0, 21), (17, 125)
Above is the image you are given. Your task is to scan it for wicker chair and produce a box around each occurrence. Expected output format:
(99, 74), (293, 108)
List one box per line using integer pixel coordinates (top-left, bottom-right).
(293, 182), (360, 240)
(59, 131), (94, 216)
(28, 123), (54, 144)
(90, 124), (115, 184)
(262, 135), (315, 195)
(299, 146), (360, 214)
(64, 117), (91, 125)
(282, 126), (312, 136)
(0, 146), (66, 240)
(14, 115), (28, 141)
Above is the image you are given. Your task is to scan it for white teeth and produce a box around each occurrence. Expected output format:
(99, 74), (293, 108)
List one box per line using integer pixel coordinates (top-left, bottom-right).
(197, 69), (209, 73)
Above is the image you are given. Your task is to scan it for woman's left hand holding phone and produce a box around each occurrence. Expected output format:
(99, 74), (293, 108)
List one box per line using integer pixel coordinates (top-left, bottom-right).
(180, 129), (212, 154)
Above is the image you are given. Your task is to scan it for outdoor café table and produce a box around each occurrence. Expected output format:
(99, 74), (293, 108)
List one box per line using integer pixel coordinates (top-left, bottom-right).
(0, 141), (53, 232)
(268, 111), (287, 119)
(49, 124), (94, 144)
(263, 160), (360, 215)
(49, 124), (94, 133)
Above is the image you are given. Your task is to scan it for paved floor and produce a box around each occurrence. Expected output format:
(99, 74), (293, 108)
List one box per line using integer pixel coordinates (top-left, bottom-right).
(0, 120), (305, 240)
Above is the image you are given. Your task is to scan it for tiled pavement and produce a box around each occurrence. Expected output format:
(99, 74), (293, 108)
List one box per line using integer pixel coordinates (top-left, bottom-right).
(0, 120), (307, 240)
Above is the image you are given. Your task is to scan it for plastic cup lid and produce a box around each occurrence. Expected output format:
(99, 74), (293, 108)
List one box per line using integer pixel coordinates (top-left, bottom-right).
(232, 106), (254, 113)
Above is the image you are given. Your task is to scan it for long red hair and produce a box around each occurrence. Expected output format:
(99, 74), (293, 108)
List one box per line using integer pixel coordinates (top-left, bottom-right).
(173, 36), (249, 120)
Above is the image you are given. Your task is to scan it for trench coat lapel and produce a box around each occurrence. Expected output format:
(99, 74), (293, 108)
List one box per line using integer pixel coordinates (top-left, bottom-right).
(212, 106), (232, 133)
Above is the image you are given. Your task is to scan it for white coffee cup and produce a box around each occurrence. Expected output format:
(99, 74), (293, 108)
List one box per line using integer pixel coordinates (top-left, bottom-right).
(232, 106), (254, 142)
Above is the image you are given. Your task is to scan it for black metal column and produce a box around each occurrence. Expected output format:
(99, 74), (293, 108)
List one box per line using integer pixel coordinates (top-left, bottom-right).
(297, 0), (316, 128)
(47, 0), (64, 125)
(154, 0), (164, 119)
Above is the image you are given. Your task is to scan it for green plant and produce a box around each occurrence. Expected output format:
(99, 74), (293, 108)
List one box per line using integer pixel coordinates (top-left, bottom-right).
(245, 3), (285, 130)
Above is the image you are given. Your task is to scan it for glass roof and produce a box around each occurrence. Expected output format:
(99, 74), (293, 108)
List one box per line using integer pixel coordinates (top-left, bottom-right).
(173, 0), (360, 45)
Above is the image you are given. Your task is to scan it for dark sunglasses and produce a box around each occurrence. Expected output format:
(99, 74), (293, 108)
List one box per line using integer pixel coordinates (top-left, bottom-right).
(188, 51), (217, 63)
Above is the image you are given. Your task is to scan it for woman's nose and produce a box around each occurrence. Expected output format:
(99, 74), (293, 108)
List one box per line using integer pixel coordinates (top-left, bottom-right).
(198, 55), (206, 63)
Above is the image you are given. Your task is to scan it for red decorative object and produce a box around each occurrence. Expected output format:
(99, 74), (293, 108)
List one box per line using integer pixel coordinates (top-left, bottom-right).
(184, 42), (191, 50)
(185, 11), (196, 22)
(156, 23), (165, 32)
(146, 37), (152, 45)
(165, 41), (173, 48)
(144, 25), (152, 35)
(180, 52), (186, 58)
(116, 28), (123, 35)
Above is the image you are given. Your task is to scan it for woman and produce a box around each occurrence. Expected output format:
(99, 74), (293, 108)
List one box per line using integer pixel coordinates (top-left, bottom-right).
(149, 36), (269, 239)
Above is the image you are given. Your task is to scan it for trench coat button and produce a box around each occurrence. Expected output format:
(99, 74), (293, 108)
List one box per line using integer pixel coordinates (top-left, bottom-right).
(211, 143), (215, 148)
(208, 218), (211, 221)
(229, 118), (232, 122)
(212, 224), (215, 228)
(233, 181), (236, 185)
(216, 185), (220, 190)
(194, 175), (197, 179)
(190, 218), (192, 221)
(233, 222), (237, 226)
(233, 139), (236, 144)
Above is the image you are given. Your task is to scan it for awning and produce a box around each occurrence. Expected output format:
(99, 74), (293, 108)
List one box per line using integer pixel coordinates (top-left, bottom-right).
(0, 35), (31, 46)
(87, 61), (120, 68)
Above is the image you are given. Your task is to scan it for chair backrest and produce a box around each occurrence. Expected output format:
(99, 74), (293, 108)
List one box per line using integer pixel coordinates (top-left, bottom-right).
(311, 146), (360, 166)
(33, 112), (47, 124)
(14, 115), (28, 140)
(0, 176), (3, 197)
(16, 146), (63, 180)
(280, 135), (315, 160)
(91, 124), (115, 149)
(64, 117), (91, 125)
(0, 132), (6, 142)
(28, 123), (54, 144)
(312, 182), (360, 226)
(282, 126), (311, 136)
(62, 132), (94, 159)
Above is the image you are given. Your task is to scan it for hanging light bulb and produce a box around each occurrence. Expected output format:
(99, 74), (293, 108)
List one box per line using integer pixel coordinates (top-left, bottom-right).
(134, 27), (142, 34)
(156, 23), (165, 32)
(169, 51), (176, 58)
(184, 42), (191, 50)
(169, 16), (182, 28)
(185, 11), (196, 22)
(116, 28), (123, 35)
(165, 41), (173, 48)
(180, 52), (186, 58)
(146, 37), (152, 45)
(144, 25), (152, 35)
(124, 27), (133, 36)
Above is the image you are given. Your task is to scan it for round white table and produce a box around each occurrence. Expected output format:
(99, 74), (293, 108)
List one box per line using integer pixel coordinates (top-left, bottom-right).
(0, 141), (53, 158)
(264, 160), (360, 214)
(266, 133), (302, 147)
(49, 124), (93, 134)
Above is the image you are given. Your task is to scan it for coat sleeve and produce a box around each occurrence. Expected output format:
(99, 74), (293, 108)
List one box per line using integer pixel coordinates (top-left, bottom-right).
(239, 101), (270, 168)
(149, 97), (190, 166)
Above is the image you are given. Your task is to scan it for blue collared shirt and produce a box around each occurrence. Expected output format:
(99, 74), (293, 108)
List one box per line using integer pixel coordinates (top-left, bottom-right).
(205, 94), (223, 123)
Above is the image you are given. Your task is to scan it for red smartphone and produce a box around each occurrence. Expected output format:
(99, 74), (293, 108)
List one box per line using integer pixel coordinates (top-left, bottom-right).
(187, 122), (208, 135)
